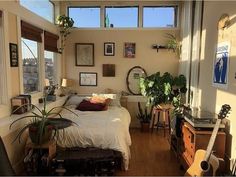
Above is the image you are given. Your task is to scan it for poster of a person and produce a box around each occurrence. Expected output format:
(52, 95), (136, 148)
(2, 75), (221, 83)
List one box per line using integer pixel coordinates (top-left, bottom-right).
(213, 42), (230, 89)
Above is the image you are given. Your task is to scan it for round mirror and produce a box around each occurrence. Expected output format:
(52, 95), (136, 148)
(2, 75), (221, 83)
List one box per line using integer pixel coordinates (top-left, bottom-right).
(126, 66), (147, 95)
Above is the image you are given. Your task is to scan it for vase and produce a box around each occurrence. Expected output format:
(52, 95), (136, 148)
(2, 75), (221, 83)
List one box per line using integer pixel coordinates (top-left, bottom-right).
(29, 125), (53, 145)
(140, 122), (150, 132)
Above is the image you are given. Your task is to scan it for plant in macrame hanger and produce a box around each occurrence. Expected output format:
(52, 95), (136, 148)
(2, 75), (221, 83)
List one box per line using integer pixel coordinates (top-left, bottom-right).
(56, 15), (74, 53)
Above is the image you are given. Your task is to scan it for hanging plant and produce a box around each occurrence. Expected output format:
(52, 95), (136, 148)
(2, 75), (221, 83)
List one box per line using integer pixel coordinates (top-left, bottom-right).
(165, 33), (181, 59)
(56, 15), (74, 53)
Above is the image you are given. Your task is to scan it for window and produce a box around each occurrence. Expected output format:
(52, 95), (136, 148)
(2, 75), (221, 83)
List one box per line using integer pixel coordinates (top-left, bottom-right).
(45, 51), (56, 85)
(143, 6), (177, 28)
(105, 6), (138, 28)
(21, 38), (40, 94)
(20, 0), (54, 23)
(68, 7), (100, 28)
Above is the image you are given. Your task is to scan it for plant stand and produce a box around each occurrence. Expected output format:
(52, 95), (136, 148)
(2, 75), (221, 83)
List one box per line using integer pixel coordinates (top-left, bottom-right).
(150, 106), (171, 137)
(24, 139), (56, 175)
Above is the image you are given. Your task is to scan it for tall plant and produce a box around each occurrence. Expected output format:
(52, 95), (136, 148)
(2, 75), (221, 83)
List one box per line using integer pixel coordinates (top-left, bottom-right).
(56, 15), (74, 53)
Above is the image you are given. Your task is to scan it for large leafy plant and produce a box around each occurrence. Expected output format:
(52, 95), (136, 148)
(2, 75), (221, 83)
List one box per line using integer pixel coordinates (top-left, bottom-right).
(140, 72), (187, 114)
(10, 97), (78, 145)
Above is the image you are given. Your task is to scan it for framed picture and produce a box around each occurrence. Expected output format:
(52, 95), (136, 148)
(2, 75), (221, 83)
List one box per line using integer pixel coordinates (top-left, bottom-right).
(75, 43), (94, 66)
(103, 64), (115, 77)
(124, 42), (136, 58)
(212, 41), (230, 89)
(9, 43), (18, 67)
(79, 72), (97, 86)
(104, 42), (115, 56)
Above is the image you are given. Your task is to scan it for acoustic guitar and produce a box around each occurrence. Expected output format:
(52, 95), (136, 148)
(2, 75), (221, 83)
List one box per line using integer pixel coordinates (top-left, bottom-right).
(185, 104), (231, 176)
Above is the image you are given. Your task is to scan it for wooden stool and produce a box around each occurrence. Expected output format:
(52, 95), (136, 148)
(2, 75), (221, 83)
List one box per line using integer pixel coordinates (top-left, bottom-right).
(151, 107), (171, 137)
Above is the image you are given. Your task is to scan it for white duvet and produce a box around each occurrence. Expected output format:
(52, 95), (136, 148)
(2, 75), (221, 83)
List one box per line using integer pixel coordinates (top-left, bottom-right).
(57, 105), (132, 170)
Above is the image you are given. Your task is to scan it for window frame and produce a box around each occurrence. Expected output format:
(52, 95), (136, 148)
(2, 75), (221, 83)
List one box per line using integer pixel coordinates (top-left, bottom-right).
(104, 6), (139, 28)
(142, 5), (178, 28)
(19, 0), (55, 23)
(67, 6), (101, 28)
(67, 4), (179, 29)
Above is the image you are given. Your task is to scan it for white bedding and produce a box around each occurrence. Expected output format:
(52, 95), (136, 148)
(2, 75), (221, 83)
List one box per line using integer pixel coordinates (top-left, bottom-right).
(57, 105), (132, 170)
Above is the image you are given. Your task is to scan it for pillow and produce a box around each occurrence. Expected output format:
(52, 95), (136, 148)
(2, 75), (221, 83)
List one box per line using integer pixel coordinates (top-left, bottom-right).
(92, 93), (121, 107)
(76, 99), (105, 111)
(64, 95), (90, 106)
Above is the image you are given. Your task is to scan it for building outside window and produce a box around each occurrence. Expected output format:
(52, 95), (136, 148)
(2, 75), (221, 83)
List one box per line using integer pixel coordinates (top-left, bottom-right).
(45, 51), (56, 85)
(21, 38), (40, 94)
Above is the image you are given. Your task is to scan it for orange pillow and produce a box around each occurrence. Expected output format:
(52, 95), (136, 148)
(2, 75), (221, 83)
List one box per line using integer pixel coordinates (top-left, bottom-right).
(90, 96), (106, 104)
(90, 96), (111, 111)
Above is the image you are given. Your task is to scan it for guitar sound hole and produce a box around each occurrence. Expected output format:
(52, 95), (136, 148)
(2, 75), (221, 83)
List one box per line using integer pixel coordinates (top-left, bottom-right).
(200, 161), (209, 171)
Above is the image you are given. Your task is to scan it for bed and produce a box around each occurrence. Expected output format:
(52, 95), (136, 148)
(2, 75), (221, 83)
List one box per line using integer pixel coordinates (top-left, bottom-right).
(56, 95), (132, 170)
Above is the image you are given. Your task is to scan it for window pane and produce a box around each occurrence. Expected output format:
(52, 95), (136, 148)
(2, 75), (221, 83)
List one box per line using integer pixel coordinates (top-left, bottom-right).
(20, 0), (54, 23)
(143, 7), (176, 27)
(105, 7), (138, 28)
(68, 7), (100, 28)
(21, 38), (39, 94)
(45, 51), (56, 85)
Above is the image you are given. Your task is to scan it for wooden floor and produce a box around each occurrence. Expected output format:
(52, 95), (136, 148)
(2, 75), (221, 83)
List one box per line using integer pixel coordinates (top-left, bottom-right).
(116, 128), (184, 176)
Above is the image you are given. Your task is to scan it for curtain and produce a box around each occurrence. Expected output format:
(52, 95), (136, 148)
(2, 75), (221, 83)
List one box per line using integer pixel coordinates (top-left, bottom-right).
(44, 31), (59, 53)
(21, 21), (43, 42)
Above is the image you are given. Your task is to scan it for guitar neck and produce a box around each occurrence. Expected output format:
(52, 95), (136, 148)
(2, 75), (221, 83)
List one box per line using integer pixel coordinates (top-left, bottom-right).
(204, 119), (222, 162)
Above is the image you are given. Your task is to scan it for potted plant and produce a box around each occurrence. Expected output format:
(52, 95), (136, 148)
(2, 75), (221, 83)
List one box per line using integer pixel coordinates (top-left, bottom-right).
(56, 14), (74, 53)
(136, 102), (152, 132)
(165, 33), (181, 59)
(139, 72), (187, 134)
(10, 97), (78, 145)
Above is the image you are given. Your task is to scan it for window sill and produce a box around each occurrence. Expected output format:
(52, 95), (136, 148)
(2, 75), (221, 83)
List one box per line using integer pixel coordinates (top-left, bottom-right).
(0, 96), (67, 137)
(71, 27), (180, 31)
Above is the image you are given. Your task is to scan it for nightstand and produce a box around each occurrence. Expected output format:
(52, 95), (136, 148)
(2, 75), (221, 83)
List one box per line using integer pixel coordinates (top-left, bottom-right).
(24, 139), (56, 175)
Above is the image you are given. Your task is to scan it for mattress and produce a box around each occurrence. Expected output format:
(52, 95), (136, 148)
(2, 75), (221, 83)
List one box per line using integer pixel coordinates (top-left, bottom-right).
(56, 105), (132, 170)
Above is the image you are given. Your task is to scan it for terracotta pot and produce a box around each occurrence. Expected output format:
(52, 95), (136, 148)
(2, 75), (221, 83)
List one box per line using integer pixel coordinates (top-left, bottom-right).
(29, 125), (53, 145)
(141, 122), (150, 132)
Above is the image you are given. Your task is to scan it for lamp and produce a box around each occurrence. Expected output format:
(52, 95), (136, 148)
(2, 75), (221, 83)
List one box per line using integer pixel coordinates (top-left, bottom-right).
(60, 78), (73, 96)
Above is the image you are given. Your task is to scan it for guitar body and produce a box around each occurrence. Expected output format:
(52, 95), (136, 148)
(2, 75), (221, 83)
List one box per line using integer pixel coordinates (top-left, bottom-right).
(185, 149), (219, 176)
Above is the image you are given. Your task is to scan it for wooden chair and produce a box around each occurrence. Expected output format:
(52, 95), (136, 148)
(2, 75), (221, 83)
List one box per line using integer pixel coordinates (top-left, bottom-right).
(0, 136), (15, 176)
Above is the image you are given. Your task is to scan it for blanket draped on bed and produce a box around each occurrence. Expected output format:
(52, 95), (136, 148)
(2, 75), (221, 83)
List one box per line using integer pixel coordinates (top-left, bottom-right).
(57, 106), (132, 170)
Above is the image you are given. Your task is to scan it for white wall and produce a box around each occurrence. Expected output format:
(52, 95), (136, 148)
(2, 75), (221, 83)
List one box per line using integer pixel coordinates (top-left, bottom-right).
(198, 1), (236, 170)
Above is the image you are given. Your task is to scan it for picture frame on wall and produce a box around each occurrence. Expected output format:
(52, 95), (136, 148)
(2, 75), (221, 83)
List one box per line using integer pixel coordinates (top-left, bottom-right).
(104, 42), (115, 56)
(9, 43), (18, 67)
(212, 41), (230, 89)
(124, 42), (136, 58)
(75, 43), (94, 66)
(79, 72), (97, 86)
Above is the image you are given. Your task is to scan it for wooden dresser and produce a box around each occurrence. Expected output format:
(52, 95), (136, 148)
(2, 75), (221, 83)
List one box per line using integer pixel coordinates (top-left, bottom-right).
(179, 121), (226, 173)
